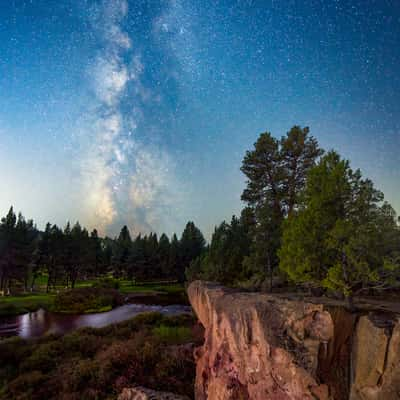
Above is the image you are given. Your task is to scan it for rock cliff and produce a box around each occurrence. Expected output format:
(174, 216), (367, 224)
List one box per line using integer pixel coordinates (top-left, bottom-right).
(350, 313), (400, 399)
(118, 387), (190, 400)
(188, 281), (400, 400)
(188, 281), (334, 400)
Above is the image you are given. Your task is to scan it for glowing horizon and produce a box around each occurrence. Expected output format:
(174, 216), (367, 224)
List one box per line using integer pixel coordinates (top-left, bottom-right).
(1, 0), (399, 238)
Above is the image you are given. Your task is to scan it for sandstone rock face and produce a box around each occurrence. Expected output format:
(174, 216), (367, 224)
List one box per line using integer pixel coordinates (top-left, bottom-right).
(318, 307), (357, 400)
(350, 314), (400, 400)
(118, 387), (190, 400)
(188, 281), (334, 400)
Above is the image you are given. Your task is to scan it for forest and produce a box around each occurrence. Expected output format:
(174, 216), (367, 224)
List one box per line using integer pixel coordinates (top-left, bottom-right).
(1, 126), (400, 305)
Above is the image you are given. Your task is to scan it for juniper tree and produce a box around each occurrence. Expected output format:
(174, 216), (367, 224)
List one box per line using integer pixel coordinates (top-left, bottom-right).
(279, 151), (400, 306)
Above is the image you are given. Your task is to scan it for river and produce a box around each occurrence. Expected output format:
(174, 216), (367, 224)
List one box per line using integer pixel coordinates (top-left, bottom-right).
(0, 303), (192, 339)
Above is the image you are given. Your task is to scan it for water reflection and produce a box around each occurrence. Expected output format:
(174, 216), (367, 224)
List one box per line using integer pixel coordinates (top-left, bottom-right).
(0, 304), (191, 339)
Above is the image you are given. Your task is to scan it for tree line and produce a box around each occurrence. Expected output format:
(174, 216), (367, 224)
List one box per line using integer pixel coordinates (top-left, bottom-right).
(1, 125), (399, 302)
(188, 126), (400, 303)
(0, 209), (205, 293)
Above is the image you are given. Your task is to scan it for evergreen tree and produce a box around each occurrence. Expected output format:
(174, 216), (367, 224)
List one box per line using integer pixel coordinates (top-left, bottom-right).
(158, 233), (171, 277)
(0, 207), (17, 292)
(113, 225), (133, 278)
(279, 151), (400, 305)
(180, 222), (206, 282)
(0, 208), (38, 293)
(186, 212), (253, 284)
(169, 233), (181, 280)
(241, 126), (322, 286)
(89, 229), (103, 276)
(14, 213), (38, 291)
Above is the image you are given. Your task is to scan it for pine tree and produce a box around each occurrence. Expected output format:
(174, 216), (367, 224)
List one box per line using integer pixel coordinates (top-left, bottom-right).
(240, 126), (322, 286)
(180, 222), (206, 282)
(113, 225), (133, 278)
(158, 233), (171, 278)
(279, 151), (400, 305)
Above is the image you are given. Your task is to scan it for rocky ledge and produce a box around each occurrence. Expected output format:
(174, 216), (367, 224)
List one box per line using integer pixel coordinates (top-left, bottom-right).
(188, 281), (400, 400)
(118, 387), (190, 400)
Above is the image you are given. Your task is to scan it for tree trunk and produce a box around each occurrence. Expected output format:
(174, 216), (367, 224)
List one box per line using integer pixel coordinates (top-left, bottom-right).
(71, 270), (77, 289)
(53, 271), (58, 291)
(31, 275), (37, 292)
(346, 295), (355, 312)
(267, 255), (273, 292)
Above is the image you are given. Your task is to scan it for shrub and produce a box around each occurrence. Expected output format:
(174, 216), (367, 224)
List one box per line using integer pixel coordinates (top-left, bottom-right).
(52, 288), (123, 314)
(92, 278), (120, 290)
(7, 371), (47, 400)
(0, 312), (196, 400)
(61, 333), (101, 358)
(21, 341), (63, 372)
(69, 359), (100, 391)
(153, 325), (192, 344)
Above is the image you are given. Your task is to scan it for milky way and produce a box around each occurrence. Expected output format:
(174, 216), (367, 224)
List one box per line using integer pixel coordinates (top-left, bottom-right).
(78, 0), (183, 236)
(0, 0), (399, 237)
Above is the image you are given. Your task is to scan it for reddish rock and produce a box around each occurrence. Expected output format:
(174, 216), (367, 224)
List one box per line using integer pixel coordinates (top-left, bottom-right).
(350, 314), (400, 400)
(318, 306), (357, 400)
(188, 281), (334, 400)
(118, 387), (190, 400)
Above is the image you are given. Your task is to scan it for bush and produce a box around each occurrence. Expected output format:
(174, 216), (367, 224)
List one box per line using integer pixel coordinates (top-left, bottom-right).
(153, 325), (192, 343)
(52, 288), (123, 314)
(7, 371), (47, 400)
(92, 278), (120, 290)
(61, 333), (101, 358)
(0, 312), (197, 400)
(21, 341), (62, 372)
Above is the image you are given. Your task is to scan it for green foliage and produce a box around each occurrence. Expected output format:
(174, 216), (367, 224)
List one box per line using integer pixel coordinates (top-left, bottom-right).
(0, 312), (197, 400)
(52, 287), (123, 314)
(0, 207), (38, 293)
(0, 293), (55, 317)
(179, 222), (206, 279)
(91, 277), (120, 290)
(186, 211), (253, 284)
(240, 126), (323, 285)
(152, 325), (192, 343)
(0, 202), (207, 297)
(279, 151), (400, 298)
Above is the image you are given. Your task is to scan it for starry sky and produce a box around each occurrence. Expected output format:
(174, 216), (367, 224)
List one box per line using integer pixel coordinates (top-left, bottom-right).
(1, 0), (399, 238)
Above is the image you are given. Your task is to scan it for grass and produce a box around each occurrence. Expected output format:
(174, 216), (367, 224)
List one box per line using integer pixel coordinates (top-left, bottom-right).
(0, 277), (185, 317)
(84, 305), (112, 313)
(118, 280), (185, 295)
(0, 293), (55, 317)
(153, 324), (192, 343)
(0, 312), (198, 400)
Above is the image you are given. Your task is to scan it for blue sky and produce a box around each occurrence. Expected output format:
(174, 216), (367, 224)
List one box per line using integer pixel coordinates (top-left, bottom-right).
(1, 0), (399, 238)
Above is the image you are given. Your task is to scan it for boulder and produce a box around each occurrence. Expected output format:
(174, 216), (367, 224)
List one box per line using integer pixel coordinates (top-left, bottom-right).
(350, 314), (400, 400)
(118, 387), (190, 400)
(188, 281), (334, 400)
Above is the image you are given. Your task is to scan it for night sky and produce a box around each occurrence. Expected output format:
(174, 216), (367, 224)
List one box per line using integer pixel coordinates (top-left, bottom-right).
(1, 0), (399, 238)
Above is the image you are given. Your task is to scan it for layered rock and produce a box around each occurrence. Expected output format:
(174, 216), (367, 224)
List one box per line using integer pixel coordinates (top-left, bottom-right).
(350, 314), (400, 400)
(188, 281), (334, 400)
(318, 307), (357, 399)
(118, 387), (190, 400)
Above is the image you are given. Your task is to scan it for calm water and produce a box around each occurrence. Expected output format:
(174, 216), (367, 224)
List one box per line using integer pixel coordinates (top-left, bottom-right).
(0, 303), (191, 339)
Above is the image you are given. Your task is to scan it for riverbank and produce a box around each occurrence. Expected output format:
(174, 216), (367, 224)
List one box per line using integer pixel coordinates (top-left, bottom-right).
(0, 293), (55, 317)
(0, 312), (201, 400)
(0, 279), (186, 317)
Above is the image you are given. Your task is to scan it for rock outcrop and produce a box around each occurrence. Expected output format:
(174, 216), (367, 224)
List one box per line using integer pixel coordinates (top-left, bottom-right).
(188, 281), (334, 400)
(118, 387), (190, 400)
(188, 281), (400, 400)
(350, 314), (400, 400)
